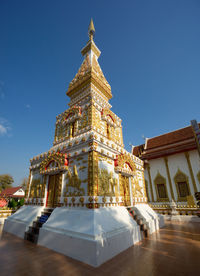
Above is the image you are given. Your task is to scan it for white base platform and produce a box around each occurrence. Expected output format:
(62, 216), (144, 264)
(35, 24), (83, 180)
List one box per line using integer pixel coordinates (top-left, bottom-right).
(134, 204), (165, 233)
(38, 206), (141, 267)
(3, 205), (44, 238)
(163, 215), (200, 223)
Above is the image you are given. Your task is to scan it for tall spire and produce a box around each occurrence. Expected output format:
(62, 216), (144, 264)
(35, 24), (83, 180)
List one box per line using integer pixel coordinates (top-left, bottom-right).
(88, 18), (95, 40)
(67, 19), (112, 101)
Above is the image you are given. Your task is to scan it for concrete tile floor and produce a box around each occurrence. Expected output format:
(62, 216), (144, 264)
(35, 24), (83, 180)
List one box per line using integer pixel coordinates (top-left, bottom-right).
(0, 221), (199, 276)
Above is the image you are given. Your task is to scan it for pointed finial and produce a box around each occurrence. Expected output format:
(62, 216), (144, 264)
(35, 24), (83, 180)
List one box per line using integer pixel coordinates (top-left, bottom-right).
(88, 18), (95, 40)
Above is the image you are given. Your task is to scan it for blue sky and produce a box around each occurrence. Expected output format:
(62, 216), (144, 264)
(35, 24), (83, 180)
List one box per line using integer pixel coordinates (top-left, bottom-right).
(0, 0), (200, 186)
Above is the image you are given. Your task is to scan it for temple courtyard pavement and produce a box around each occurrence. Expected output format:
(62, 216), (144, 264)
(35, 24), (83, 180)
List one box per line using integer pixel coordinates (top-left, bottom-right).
(0, 221), (199, 276)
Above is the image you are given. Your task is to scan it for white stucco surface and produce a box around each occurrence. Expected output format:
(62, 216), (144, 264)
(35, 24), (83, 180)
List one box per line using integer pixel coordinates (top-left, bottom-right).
(3, 205), (44, 238)
(38, 206), (141, 267)
(145, 149), (200, 203)
(134, 204), (164, 233)
(13, 189), (25, 196)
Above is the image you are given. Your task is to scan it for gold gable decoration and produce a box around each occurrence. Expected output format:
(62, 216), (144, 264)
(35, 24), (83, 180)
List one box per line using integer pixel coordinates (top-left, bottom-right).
(40, 152), (68, 174)
(115, 153), (136, 176)
(62, 105), (82, 122)
(92, 55), (111, 90)
(101, 108), (117, 124)
(68, 54), (91, 90)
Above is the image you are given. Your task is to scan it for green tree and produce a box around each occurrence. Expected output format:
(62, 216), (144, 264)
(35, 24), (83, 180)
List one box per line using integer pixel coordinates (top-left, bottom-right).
(0, 174), (14, 191)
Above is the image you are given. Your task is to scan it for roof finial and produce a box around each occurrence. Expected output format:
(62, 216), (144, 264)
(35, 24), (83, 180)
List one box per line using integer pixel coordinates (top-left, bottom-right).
(88, 18), (95, 40)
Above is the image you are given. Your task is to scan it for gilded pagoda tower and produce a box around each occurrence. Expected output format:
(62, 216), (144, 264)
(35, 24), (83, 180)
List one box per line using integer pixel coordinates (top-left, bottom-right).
(26, 19), (147, 209)
(4, 20), (163, 267)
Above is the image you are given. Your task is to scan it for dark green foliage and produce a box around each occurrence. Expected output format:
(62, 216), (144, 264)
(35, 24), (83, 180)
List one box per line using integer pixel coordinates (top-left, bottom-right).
(18, 198), (25, 207)
(8, 199), (17, 209)
(0, 174), (14, 191)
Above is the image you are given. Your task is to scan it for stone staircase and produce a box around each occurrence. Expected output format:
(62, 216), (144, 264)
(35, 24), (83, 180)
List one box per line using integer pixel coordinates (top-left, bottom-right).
(24, 208), (53, 244)
(127, 207), (149, 238)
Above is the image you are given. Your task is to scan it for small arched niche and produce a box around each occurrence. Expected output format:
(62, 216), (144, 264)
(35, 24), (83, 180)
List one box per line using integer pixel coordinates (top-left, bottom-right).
(174, 169), (191, 201)
(154, 172), (169, 202)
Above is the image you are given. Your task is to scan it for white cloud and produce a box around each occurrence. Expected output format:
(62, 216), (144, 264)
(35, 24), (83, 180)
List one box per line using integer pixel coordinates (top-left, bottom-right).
(0, 124), (7, 135)
(0, 118), (11, 137)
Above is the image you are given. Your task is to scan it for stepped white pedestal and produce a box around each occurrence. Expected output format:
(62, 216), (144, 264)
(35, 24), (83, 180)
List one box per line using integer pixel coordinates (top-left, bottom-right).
(38, 206), (141, 267)
(3, 204), (163, 267)
(3, 205), (44, 238)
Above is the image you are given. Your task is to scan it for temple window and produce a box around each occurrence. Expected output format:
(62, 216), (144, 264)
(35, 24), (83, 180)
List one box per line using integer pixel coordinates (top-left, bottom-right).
(156, 183), (167, 199)
(177, 181), (189, 198)
(174, 169), (191, 201)
(154, 172), (169, 202)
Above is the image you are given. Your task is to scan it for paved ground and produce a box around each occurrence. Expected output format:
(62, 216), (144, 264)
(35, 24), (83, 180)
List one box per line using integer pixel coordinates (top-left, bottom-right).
(0, 221), (199, 276)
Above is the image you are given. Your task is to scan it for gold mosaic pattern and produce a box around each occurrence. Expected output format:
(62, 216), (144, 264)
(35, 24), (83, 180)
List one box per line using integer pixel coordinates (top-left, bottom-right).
(116, 153), (136, 172)
(65, 165), (85, 196)
(67, 54), (112, 100)
(132, 175), (143, 198)
(98, 169), (117, 196)
(88, 151), (98, 196)
(69, 54), (91, 89)
(40, 152), (68, 174)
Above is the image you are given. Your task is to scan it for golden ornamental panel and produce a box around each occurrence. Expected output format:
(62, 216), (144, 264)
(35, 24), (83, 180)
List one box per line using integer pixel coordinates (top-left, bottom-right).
(40, 152), (68, 174)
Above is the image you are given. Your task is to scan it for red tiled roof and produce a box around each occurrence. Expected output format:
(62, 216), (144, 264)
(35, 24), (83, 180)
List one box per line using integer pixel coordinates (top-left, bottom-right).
(146, 124), (199, 150)
(0, 186), (24, 198)
(132, 144), (144, 157)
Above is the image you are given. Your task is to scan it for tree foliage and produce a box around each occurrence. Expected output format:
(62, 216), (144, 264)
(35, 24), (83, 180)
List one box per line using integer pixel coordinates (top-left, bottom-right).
(0, 174), (14, 191)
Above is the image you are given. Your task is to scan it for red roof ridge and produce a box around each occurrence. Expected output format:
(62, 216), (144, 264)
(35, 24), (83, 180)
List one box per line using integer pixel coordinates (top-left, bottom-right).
(147, 124), (196, 141)
(0, 186), (24, 196)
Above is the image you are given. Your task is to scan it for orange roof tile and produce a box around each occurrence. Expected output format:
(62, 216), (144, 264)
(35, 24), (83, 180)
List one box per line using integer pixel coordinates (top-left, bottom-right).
(0, 186), (24, 198)
(146, 125), (199, 150)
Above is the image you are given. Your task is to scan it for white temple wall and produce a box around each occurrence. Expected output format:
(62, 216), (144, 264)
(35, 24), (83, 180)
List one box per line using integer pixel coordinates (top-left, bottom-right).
(189, 150), (200, 191)
(147, 158), (171, 202)
(145, 149), (200, 203)
(168, 152), (194, 200)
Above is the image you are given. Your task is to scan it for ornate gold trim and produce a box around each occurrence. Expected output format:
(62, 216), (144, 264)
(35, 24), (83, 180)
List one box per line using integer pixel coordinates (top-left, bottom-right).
(65, 166), (85, 196)
(40, 152), (68, 174)
(184, 152), (197, 193)
(146, 164), (154, 202)
(81, 40), (101, 58)
(88, 151), (98, 196)
(164, 157), (175, 200)
(174, 169), (191, 202)
(115, 153), (135, 176)
(153, 172), (169, 202)
(197, 171), (200, 185)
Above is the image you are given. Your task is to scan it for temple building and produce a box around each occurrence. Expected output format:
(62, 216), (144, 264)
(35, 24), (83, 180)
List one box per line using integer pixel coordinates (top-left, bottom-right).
(132, 120), (200, 216)
(4, 20), (163, 267)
